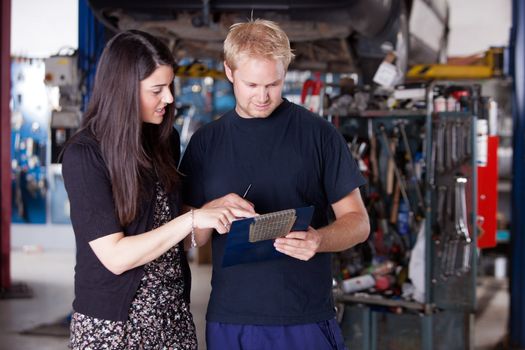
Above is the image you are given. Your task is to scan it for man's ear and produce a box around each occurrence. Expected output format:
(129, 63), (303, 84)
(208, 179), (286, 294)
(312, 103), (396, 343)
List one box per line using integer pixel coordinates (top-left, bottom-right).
(224, 62), (234, 83)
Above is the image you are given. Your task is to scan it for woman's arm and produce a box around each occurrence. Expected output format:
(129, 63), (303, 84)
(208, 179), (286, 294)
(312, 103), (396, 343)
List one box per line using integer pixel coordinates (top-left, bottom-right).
(89, 206), (253, 275)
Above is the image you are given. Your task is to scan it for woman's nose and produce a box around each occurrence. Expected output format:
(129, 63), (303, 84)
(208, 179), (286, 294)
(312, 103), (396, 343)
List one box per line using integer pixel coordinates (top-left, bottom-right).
(162, 90), (174, 104)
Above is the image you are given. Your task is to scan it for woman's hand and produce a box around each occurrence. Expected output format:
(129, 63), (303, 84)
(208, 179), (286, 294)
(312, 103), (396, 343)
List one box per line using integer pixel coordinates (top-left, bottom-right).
(203, 193), (255, 213)
(194, 206), (255, 234)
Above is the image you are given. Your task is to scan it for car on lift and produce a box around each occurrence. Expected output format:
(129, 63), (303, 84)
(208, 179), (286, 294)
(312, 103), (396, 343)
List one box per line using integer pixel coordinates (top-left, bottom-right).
(87, 0), (448, 83)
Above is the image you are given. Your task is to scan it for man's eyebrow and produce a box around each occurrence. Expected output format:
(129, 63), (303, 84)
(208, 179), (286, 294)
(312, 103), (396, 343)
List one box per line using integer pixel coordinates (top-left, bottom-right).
(242, 79), (281, 85)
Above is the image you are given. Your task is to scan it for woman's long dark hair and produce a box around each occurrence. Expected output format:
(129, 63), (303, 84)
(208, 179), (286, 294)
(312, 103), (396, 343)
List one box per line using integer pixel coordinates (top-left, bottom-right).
(82, 30), (179, 226)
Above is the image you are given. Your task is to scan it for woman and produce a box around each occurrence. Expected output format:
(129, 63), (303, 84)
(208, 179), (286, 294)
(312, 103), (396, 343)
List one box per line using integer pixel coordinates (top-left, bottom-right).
(62, 30), (253, 349)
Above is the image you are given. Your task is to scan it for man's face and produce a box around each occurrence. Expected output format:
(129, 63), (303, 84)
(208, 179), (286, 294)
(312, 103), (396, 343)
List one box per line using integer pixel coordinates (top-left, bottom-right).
(225, 56), (285, 119)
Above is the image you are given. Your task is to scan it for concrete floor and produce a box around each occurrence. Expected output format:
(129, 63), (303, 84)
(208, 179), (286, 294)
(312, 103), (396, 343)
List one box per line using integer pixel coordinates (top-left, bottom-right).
(0, 224), (510, 350)
(0, 249), (212, 350)
(1, 224), (212, 350)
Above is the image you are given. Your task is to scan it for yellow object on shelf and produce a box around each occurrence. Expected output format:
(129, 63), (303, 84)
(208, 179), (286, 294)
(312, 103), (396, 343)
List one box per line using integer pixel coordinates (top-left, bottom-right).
(407, 47), (504, 80)
(407, 64), (493, 80)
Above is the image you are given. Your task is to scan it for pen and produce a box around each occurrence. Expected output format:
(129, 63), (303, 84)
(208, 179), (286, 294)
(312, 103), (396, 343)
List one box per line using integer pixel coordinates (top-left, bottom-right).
(242, 184), (252, 198)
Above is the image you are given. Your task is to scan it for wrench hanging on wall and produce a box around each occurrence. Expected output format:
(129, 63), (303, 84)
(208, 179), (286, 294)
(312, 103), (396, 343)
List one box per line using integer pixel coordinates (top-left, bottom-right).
(440, 175), (472, 278)
(455, 176), (472, 273)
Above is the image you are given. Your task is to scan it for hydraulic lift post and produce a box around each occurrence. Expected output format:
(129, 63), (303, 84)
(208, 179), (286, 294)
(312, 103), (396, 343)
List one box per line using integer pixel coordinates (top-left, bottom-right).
(510, 0), (525, 348)
(0, 0), (12, 292)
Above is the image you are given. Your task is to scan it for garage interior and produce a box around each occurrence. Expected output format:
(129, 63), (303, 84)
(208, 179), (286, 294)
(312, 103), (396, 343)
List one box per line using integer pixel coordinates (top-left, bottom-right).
(0, 0), (523, 349)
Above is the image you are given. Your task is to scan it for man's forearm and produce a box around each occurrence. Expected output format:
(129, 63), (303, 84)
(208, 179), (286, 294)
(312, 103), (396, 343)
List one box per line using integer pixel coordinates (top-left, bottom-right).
(316, 212), (370, 252)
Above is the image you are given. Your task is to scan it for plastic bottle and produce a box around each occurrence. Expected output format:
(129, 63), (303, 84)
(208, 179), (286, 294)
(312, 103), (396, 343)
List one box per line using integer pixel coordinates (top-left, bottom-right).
(341, 274), (375, 294)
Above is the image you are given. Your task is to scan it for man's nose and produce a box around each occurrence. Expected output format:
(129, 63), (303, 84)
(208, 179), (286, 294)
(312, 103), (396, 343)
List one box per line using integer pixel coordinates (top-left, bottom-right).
(257, 87), (269, 102)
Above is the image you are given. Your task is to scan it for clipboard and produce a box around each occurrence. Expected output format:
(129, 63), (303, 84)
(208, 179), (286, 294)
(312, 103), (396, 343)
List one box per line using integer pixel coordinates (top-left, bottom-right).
(222, 206), (315, 267)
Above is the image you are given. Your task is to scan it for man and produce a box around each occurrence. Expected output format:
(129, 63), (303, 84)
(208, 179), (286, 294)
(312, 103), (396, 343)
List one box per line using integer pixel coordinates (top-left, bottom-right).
(180, 19), (370, 350)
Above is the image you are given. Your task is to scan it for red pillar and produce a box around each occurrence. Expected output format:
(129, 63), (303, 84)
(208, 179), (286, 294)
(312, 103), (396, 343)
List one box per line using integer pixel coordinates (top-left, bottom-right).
(0, 0), (12, 290)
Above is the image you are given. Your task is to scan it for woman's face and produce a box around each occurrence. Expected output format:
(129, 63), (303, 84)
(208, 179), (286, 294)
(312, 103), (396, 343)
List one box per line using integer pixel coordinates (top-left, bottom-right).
(139, 65), (175, 124)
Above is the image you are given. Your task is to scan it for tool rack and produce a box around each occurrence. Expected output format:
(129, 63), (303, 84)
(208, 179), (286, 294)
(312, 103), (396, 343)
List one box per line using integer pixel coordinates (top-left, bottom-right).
(331, 82), (480, 350)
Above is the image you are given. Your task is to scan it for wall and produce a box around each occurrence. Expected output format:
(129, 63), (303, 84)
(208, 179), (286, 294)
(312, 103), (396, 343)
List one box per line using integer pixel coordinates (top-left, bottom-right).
(11, 0), (78, 57)
(448, 0), (512, 56)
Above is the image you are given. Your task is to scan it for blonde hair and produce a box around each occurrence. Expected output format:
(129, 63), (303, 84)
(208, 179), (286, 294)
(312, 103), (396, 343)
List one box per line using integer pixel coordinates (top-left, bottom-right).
(224, 19), (295, 70)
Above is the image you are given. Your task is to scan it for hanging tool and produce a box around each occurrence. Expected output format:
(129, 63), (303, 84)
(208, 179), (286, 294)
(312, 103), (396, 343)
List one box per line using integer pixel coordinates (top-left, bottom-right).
(368, 120), (379, 185)
(456, 120), (465, 163)
(440, 183), (457, 279)
(348, 138), (368, 173)
(378, 125), (414, 230)
(390, 181), (401, 224)
(385, 129), (398, 195)
(398, 121), (425, 214)
(436, 185), (447, 235)
(441, 175), (472, 278)
(451, 120), (458, 167)
(435, 120), (445, 174)
(455, 176), (472, 273)
(445, 120), (454, 171)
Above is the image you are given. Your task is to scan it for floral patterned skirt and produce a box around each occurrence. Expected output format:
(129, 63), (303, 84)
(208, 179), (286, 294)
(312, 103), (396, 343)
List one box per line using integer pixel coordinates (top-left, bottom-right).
(70, 183), (197, 350)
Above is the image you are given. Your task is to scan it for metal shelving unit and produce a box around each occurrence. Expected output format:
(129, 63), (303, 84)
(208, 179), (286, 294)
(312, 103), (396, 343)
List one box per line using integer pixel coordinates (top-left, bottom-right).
(332, 83), (480, 350)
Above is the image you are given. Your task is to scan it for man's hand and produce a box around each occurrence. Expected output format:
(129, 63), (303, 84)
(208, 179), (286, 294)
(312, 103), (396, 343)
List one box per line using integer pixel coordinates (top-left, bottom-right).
(204, 193), (256, 214)
(273, 226), (322, 261)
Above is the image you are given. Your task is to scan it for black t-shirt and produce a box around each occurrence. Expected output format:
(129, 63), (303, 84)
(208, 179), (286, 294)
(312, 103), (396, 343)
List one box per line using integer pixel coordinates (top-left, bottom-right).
(62, 128), (190, 321)
(180, 99), (365, 325)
